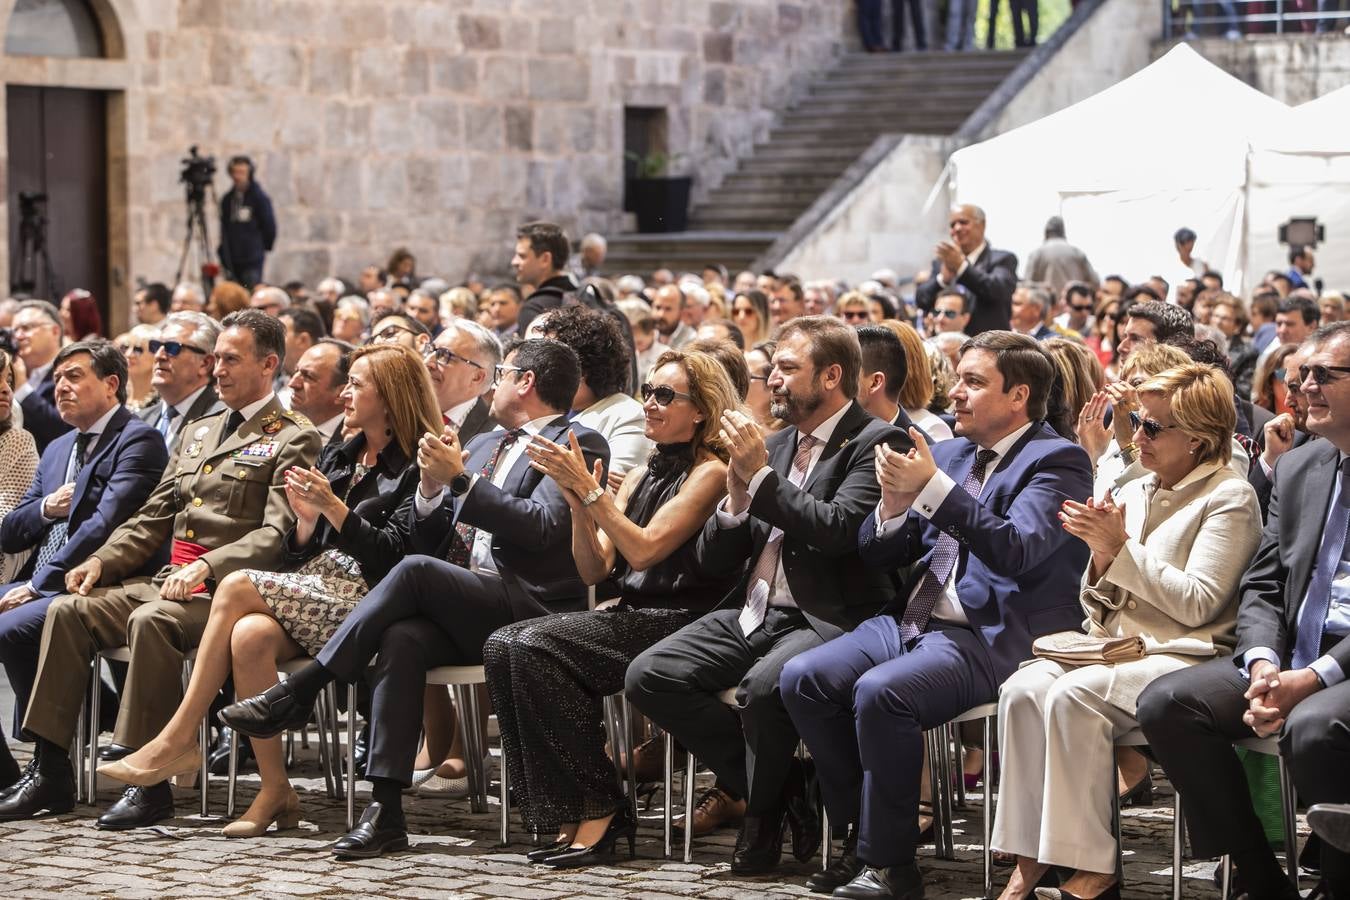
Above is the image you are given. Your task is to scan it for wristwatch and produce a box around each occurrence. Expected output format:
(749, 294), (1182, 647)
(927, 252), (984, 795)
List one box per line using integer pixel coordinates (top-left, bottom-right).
(449, 472), (473, 497)
(581, 486), (605, 507)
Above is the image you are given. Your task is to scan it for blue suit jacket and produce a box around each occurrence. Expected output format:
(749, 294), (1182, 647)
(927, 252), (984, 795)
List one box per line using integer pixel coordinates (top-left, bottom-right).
(406, 416), (610, 616)
(858, 420), (1092, 681)
(19, 366), (71, 455)
(1, 406), (169, 597)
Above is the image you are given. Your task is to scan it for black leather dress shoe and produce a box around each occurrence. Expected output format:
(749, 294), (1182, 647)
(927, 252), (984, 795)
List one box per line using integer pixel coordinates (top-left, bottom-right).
(333, 802), (409, 859)
(0, 765), (75, 820)
(0, 742), (20, 790)
(807, 826), (862, 894)
(730, 812), (787, 874)
(208, 727), (253, 776)
(833, 862), (925, 899)
(219, 683), (314, 740)
(0, 759), (37, 799)
(99, 743), (134, 762)
(97, 782), (174, 830)
(352, 724), (370, 778)
(784, 759), (823, 863)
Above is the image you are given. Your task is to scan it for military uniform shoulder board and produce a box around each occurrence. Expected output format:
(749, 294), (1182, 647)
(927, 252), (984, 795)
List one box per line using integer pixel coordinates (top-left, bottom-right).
(282, 409), (313, 429)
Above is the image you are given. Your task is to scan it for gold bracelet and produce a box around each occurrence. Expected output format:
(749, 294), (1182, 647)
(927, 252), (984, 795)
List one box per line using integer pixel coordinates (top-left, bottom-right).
(1120, 442), (1138, 459)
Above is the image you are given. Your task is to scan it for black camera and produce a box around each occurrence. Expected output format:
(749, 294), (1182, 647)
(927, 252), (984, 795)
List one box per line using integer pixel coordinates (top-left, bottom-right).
(0, 328), (18, 357)
(179, 145), (217, 201)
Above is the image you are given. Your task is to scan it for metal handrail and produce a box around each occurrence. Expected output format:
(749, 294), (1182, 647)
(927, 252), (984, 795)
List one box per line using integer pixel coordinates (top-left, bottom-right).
(1162, 0), (1350, 39)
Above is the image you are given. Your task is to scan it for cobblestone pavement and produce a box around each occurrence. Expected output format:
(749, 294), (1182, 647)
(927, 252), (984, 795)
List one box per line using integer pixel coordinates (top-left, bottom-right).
(0, 741), (1270, 899)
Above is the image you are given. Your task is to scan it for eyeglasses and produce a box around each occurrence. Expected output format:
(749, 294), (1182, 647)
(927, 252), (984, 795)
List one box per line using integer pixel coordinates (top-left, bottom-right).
(748, 375), (769, 383)
(932, 310), (963, 319)
(372, 325), (416, 343)
(493, 363), (523, 384)
(1299, 364), (1350, 386)
(1070, 304), (1095, 313)
(424, 346), (484, 370)
(1129, 411), (1177, 441)
(149, 339), (207, 357)
(1103, 312), (1119, 321)
(842, 310), (870, 321)
(640, 383), (694, 406)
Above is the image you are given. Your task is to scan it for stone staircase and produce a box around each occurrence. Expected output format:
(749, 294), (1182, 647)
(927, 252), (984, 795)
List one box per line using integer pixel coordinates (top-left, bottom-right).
(603, 49), (1030, 278)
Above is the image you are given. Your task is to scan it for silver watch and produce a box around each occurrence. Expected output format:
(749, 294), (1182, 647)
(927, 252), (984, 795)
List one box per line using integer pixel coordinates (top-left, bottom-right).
(581, 486), (604, 507)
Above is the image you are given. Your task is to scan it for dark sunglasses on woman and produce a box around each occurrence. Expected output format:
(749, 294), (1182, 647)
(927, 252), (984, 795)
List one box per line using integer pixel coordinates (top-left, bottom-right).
(640, 383), (693, 406)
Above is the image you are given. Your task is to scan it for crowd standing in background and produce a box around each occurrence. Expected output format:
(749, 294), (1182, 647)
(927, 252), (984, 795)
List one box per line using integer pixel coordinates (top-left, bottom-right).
(0, 208), (1346, 900)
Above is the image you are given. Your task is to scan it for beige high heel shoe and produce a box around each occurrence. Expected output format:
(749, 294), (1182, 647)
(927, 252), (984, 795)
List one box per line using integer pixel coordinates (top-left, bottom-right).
(98, 745), (201, 787)
(222, 791), (302, 838)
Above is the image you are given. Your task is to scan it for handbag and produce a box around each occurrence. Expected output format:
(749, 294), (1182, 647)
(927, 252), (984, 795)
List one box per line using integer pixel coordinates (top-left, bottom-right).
(1031, 630), (1146, 665)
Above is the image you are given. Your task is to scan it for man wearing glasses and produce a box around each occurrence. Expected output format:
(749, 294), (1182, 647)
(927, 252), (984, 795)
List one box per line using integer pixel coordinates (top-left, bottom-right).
(136, 313), (224, 452)
(1056, 282), (1097, 337)
(926, 287), (972, 339)
(1140, 323), (1350, 900)
(424, 320), (500, 443)
(369, 312), (431, 355)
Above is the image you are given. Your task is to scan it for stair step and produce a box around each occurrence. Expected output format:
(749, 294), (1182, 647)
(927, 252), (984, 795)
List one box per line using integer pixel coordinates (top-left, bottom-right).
(700, 189), (826, 206)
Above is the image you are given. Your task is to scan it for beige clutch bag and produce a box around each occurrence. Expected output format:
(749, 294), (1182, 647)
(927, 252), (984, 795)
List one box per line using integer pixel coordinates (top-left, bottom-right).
(1032, 631), (1146, 665)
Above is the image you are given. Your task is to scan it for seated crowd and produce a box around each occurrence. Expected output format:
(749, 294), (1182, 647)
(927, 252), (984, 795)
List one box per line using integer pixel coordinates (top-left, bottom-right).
(0, 211), (1346, 900)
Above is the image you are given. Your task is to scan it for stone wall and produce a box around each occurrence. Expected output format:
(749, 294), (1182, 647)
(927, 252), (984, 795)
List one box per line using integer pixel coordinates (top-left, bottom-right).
(1169, 34), (1350, 104)
(1, 0), (850, 323)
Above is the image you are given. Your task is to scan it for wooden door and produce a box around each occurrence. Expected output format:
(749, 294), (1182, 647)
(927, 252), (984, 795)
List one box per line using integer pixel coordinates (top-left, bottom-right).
(7, 85), (108, 327)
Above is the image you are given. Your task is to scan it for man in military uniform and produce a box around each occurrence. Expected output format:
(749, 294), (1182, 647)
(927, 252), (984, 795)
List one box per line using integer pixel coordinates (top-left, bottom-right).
(0, 310), (320, 828)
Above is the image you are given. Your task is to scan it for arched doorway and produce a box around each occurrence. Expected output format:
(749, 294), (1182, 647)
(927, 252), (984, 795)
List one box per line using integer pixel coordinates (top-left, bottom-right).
(3, 0), (128, 331)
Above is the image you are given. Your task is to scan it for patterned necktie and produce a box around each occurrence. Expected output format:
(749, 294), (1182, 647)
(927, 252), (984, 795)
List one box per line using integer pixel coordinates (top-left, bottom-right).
(898, 447), (999, 642)
(33, 432), (95, 572)
(1293, 458), (1350, 669)
(446, 428), (525, 568)
(157, 405), (179, 446)
(738, 434), (819, 636)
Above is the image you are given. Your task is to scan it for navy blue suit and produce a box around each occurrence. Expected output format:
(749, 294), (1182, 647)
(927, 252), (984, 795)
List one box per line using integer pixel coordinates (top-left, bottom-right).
(0, 405), (168, 731)
(19, 366), (70, 456)
(781, 421), (1091, 867)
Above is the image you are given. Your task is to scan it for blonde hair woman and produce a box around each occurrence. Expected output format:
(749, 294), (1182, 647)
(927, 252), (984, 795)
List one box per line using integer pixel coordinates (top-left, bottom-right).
(992, 364), (1261, 900)
(1044, 337), (1107, 444)
(99, 344), (441, 836)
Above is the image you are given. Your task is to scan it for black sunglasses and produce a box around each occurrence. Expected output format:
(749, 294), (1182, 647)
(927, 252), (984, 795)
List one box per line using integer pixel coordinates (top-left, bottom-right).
(424, 346), (484, 370)
(933, 309), (963, 319)
(640, 383), (693, 406)
(842, 310), (870, 321)
(1129, 411), (1176, 441)
(1299, 364), (1350, 386)
(149, 339), (207, 357)
(1071, 304), (1095, 312)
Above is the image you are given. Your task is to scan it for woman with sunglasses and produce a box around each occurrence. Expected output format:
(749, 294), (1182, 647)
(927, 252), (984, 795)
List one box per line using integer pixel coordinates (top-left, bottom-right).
(114, 324), (160, 411)
(992, 363), (1261, 900)
(1085, 297), (1120, 373)
(729, 289), (771, 346)
(99, 344), (441, 837)
(485, 349), (742, 868)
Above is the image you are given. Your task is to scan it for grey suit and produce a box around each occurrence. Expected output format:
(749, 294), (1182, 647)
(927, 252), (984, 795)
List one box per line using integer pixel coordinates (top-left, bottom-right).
(137, 385), (223, 453)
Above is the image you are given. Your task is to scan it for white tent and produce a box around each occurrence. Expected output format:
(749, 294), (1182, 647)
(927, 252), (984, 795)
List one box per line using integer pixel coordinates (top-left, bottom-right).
(1245, 84), (1350, 293)
(947, 44), (1293, 295)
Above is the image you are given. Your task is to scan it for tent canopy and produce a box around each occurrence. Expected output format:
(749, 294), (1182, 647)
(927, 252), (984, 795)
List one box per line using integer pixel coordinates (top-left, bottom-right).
(947, 44), (1294, 293)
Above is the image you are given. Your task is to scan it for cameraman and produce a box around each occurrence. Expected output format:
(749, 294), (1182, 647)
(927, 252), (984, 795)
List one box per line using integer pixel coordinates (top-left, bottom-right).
(217, 155), (276, 290)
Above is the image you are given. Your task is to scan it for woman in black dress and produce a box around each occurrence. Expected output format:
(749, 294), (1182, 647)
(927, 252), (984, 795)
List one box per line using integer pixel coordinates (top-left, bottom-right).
(485, 349), (742, 868)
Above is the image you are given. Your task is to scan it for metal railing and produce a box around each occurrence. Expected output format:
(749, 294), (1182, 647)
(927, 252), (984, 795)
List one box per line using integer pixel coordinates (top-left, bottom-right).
(1163, 0), (1350, 39)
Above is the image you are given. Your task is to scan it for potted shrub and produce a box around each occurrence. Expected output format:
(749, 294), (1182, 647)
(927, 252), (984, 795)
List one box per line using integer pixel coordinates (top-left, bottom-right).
(625, 151), (692, 234)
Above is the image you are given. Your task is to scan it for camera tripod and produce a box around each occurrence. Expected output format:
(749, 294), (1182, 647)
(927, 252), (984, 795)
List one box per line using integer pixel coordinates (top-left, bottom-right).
(12, 196), (57, 298)
(175, 181), (218, 291)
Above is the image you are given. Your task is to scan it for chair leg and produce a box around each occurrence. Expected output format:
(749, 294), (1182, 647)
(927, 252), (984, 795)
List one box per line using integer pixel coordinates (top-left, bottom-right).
(822, 804), (833, 870)
(88, 657), (102, 806)
(1172, 790), (1183, 900)
(72, 701), (86, 805)
(313, 689), (334, 800)
(982, 715), (994, 900)
(620, 696), (638, 821)
(227, 722), (239, 818)
(1277, 754), (1299, 886)
(1113, 757), (1124, 884)
(683, 753), (696, 864)
(933, 724), (956, 860)
(499, 735), (511, 847)
(663, 731), (673, 860)
(325, 683), (344, 801)
(462, 684), (488, 813)
(1220, 854), (1232, 898)
(602, 697), (622, 792)
(346, 681), (356, 830)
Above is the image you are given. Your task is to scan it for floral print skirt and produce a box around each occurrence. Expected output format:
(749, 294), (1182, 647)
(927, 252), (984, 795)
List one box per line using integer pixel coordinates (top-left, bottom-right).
(244, 549), (367, 658)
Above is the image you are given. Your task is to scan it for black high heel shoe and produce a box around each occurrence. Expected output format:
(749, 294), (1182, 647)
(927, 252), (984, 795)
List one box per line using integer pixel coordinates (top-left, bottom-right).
(544, 808), (637, 869)
(526, 837), (574, 863)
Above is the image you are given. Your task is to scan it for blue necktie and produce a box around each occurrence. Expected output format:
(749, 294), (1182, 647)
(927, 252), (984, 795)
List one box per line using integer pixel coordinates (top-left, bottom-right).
(32, 432), (95, 573)
(1293, 458), (1350, 669)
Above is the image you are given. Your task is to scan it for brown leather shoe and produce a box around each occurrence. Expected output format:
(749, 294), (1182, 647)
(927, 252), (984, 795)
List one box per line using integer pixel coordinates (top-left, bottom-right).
(674, 786), (746, 836)
(614, 736), (684, 784)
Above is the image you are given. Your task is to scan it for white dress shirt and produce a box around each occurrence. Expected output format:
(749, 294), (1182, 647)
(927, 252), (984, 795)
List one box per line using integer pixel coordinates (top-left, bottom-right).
(715, 401), (852, 611)
(444, 396), (479, 431)
(156, 383), (210, 449)
(877, 421), (1035, 625)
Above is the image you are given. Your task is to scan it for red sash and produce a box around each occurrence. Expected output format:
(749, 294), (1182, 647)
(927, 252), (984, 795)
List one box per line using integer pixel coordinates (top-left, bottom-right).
(170, 539), (210, 594)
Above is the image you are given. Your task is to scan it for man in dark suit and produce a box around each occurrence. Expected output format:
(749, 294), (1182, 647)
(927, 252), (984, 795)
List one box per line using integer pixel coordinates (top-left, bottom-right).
(915, 205), (1018, 337)
(427, 319), (500, 442)
(781, 331), (1092, 899)
(625, 317), (911, 875)
(1250, 348), (1313, 518)
(0, 341), (168, 787)
(12, 300), (69, 454)
(222, 339), (609, 859)
(136, 312), (223, 451)
(1010, 283), (1057, 341)
(1139, 323), (1350, 900)
(855, 325), (922, 433)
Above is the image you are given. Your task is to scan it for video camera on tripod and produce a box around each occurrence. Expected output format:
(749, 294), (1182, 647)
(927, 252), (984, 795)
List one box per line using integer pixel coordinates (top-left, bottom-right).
(11, 191), (56, 298)
(176, 145), (221, 285)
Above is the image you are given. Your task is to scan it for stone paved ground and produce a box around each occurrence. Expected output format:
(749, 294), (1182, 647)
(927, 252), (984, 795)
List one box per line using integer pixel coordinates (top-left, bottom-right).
(0, 686), (1295, 898)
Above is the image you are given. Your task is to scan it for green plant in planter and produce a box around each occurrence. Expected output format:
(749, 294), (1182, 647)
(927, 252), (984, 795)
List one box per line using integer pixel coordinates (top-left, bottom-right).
(625, 151), (687, 179)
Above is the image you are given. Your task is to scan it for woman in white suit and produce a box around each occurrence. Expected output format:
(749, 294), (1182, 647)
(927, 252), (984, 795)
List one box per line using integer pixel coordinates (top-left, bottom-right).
(991, 363), (1263, 900)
